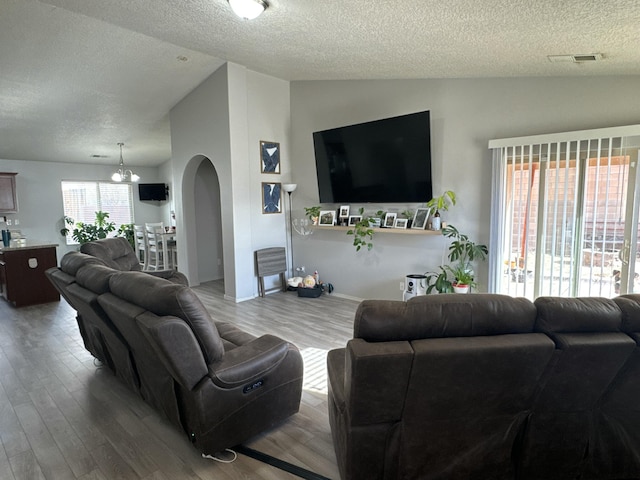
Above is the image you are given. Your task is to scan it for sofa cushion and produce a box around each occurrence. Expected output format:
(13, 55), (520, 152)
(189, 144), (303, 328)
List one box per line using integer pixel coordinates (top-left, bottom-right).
(614, 295), (640, 334)
(76, 263), (118, 294)
(354, 294), (537, 342)
(108, 271), (225, 363)
(60, 251), (106, 275)
(535, 297), (622, 333)
(81, 237), (142, 271)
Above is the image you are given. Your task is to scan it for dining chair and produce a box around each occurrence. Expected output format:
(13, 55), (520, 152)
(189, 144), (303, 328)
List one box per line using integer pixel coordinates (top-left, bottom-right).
(133, 225), (148, 269)
(145, 223), (166, 270)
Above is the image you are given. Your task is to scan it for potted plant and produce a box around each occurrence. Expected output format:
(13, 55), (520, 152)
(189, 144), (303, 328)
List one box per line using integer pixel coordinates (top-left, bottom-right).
(304, 206), (321, 225)
(346, 207), (376, 251)
(425, 224), (488, 293)
(401, 209), (414, 228)
(60, 211), (117, 245)
(117, 223), (135, 249)
(426, 190), (456, 229)
(426, 190), (457, 212)
(447, 264), (476, 294)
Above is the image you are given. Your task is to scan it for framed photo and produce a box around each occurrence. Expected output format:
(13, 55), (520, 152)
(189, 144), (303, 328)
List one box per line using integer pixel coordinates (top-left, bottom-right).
(348, 215), (362, 226)
(262, 182), (281, 214)
(339, 205), (350, 219)
(260, 140), (280, 174)
(319, 210), (336, 226)
(384, 212), (397, 228)
(394, 218), (408, 229)
(412, 207), (431, 229)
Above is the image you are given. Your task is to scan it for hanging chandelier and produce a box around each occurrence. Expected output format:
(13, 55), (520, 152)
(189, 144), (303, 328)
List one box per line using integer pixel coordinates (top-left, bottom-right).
(111, 142), (140, 182)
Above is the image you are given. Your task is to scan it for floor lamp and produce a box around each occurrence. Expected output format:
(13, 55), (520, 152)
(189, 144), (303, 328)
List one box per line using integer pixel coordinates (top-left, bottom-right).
(282, 183), (297, 279)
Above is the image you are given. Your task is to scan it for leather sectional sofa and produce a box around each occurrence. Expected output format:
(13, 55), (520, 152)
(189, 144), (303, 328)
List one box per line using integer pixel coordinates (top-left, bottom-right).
(46, 246), (303, 456)
(327, 293), (640, 480)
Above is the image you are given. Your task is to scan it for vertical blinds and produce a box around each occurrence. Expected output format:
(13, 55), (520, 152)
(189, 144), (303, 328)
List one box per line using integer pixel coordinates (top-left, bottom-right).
(489, 125), (640, 299)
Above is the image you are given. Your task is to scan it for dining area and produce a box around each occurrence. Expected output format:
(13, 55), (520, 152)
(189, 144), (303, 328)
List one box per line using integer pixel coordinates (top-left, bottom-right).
(133, 223), (177, 271)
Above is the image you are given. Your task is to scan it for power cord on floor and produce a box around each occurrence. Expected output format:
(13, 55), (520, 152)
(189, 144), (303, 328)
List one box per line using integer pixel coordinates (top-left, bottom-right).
(201, 449), (238, 463)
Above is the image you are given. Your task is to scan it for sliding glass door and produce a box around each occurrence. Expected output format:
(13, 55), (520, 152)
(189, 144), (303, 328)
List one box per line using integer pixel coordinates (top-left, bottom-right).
(489, 127), (640, 300)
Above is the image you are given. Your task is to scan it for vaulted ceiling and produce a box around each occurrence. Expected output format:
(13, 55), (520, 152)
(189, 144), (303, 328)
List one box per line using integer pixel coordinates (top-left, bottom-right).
(2, 0), (639, 166)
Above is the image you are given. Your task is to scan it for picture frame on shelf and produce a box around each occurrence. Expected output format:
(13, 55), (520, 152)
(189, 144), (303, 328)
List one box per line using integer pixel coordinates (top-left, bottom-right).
(348, 215), (362, 226)
(319, 210), (336, 226)
(412, 207), (431, 229)
(339, 205), (350, 219)
(394, 218), (408, 229)
(260, 140), (280, 174)
(384, 212), (397, 228)
(261, 182), (281, 214)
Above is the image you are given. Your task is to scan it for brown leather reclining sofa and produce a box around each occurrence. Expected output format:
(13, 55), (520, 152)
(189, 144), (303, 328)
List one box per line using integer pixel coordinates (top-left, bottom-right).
(46, 239), (303, 456)
(328, 293), (640, 480)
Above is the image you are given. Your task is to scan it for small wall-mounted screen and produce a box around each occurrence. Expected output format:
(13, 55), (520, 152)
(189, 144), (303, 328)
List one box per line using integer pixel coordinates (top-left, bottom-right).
(138, 183), (167, 201)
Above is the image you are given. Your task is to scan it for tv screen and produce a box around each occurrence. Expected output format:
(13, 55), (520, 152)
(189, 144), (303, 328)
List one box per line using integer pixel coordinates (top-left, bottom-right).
(313, 110), (432, 204)
(138, 183), (167, 201)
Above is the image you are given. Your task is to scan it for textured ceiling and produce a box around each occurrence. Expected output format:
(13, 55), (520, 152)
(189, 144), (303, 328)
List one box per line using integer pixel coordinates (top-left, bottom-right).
(1, 0), (639, 166)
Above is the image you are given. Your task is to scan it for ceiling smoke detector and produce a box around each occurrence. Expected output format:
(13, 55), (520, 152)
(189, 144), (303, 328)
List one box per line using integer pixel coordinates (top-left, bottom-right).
(548, 53), (603, 63)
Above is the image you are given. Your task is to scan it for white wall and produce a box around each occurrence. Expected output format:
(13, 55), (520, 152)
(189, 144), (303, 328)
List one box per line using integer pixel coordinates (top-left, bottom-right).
(0, 158), (162, 261)
(170, 63), (290, 300)
(290, 76), (640, 301)
(170, 65), (234, 294)
(247, 70), (291, 290)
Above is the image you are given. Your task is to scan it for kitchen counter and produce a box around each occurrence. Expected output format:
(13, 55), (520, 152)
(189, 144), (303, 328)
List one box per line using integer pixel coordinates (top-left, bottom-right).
(0, 240), (58, 251)
(0, 242), (60, 307)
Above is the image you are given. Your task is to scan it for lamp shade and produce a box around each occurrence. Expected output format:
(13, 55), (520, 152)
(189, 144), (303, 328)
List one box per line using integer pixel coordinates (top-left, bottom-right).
(282, 183), (297, 193)
(228, 0), (267, 20)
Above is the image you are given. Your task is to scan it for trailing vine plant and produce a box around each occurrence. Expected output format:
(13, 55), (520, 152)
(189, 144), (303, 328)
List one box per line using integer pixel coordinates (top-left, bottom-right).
(347, 208), (376, 251)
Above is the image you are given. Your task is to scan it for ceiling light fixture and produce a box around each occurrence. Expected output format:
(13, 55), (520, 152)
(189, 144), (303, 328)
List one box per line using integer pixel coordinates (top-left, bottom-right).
(228, 0), (267, 20)
(111, 142), (140, 182)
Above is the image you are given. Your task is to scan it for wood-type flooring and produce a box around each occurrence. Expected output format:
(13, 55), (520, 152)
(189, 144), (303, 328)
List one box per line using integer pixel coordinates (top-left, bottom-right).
(0, 280), (359, 480)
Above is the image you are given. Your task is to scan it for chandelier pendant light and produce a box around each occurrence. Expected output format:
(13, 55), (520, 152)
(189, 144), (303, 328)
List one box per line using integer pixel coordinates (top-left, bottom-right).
(228, 0), (267, 20)
(112, 142), (140, 182)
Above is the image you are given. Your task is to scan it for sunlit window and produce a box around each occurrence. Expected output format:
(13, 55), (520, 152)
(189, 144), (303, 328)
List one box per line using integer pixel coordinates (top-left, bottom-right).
(61, 181), (134, 244)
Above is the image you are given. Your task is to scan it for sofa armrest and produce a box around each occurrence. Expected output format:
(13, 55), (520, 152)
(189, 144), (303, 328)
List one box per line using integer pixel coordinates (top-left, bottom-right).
(208, 334), (290, 388)
(144, 270), (189, 285)
(137, 312), (208, 390)
(345, 338), (414, 425)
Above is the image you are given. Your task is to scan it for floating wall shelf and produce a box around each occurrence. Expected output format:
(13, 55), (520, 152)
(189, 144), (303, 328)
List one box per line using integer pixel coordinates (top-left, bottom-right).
(313, 225), (442, 236)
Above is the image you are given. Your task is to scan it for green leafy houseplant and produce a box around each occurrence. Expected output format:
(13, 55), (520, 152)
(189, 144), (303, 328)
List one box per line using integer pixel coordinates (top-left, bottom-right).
(426, 190), (457, 212)
(304, 206), (321, 224)
(425, 224), (488, 293)
(61, 211), (117, 245)
(346, 208), (376, 251)
(117, 223), (135, 249)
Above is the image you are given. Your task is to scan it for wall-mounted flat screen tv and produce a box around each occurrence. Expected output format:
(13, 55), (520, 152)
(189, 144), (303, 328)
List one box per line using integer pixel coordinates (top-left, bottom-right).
(138, 183), (167, 201)
(313, 110), (432, 204)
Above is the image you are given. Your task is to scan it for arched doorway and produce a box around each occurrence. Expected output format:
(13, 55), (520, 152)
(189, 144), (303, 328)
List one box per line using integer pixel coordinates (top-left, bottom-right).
(193, 158), (223, 285)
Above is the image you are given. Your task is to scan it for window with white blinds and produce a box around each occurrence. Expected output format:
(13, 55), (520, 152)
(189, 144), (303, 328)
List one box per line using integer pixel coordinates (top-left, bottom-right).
(61, 181), (134, 244)
(489, 126), (640, 299)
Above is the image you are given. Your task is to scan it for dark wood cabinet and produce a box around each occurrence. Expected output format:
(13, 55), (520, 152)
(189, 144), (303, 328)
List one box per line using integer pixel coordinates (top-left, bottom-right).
(0, 172), (18, 213)
(0, 244), (59, 307)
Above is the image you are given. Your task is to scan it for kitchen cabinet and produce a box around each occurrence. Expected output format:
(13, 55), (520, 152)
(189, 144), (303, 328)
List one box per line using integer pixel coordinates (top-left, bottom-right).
(0, 243), (59, 307)
(0, 172), (18, 213)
